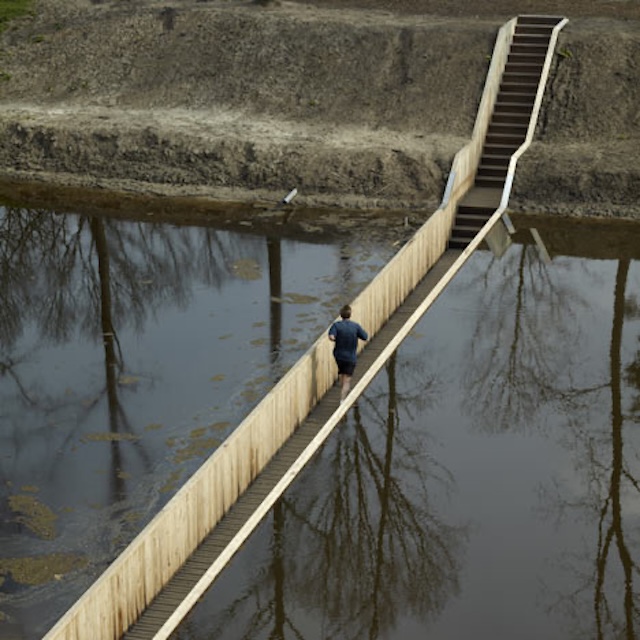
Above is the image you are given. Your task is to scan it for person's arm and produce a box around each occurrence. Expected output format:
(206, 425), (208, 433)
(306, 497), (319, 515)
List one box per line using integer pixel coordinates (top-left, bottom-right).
(328, 324), (337, 342)
(358, 325), (368, 341)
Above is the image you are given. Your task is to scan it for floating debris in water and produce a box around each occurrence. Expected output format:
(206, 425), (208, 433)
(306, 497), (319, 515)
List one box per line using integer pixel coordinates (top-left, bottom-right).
(7, 495), (58, 540)
(231, 258), (261, 280)
(0, 553), (88, 587)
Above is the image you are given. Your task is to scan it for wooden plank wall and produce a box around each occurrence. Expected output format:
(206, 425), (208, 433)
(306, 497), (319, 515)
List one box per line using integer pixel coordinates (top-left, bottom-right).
(43, 18), (517, 640)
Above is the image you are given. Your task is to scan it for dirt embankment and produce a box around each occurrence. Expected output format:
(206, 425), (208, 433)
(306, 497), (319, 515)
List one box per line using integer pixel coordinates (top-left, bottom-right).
(0, 0), (639, 217)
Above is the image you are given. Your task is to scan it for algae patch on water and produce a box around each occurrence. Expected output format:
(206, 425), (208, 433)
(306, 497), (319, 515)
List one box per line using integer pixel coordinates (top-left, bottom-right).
(167, 424), (226, 464)
(231, 258), (261, 280)
(81, 432), (140, 443)
(282, 292), (320, 305)
(0, 553), (87, 586)
(172, 436), (221, 464)
(8, 494), (58, 540)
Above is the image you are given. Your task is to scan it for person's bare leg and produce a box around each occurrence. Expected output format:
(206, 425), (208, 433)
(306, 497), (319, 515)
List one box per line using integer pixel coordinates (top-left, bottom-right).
(340, 375), (351, 402)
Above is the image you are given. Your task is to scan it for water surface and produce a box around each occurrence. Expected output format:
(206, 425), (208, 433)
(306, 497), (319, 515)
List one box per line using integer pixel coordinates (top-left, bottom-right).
(2, 204), (640, 639)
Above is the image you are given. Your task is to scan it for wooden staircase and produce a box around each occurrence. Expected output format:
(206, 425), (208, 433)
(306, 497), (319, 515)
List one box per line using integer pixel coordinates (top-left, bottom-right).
(449, 15), (565, 249)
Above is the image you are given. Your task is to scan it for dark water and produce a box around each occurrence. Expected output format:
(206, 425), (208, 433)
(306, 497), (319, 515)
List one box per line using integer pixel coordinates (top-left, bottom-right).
(0, 203), (409, 639)
(1, 203), (640, 640)
(171, 216), (640, 640)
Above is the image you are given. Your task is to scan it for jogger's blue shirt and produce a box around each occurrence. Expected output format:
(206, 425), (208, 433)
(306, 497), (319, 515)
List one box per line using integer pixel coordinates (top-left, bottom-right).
(328, 319), (368, 363)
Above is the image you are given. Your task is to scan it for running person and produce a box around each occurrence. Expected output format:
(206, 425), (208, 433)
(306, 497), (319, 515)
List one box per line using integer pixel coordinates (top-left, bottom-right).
(328, 304), (368, 403)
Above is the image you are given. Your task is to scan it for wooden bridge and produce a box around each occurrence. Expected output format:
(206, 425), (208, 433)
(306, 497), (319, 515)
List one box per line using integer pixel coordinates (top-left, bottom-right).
(43, 15), (567, 640)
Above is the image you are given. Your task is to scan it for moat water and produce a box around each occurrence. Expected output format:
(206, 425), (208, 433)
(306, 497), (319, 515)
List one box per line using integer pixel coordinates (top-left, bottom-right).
(1, 201), (640, 640)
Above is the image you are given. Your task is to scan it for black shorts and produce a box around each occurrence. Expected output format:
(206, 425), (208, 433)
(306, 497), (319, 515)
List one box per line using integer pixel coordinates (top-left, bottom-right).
(336, 359), (356, 376)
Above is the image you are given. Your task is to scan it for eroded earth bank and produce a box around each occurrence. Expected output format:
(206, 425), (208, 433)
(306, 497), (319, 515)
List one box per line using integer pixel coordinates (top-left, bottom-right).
(0, 0), (639, 218)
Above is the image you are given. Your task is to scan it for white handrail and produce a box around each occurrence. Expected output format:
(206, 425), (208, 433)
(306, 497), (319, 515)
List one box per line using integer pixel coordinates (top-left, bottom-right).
(439, 18), (517, 210)
(498, 18), (569, 215)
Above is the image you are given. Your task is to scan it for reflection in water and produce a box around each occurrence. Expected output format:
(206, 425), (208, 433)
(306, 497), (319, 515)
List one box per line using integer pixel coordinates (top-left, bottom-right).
(92, 216), (153, 519)
(453, 222), (640, 639)
(597, 258), (637, 640)
(177, 353), (465, 640)
(3, 202), (640, 639)
(460, 243), (604, 432)
(0, 207), (264, 635)
(267, 237), (282, 368)
(535, 257), (640, 640)
(173, 218), (640, 640)
(0, 203), (404, 639)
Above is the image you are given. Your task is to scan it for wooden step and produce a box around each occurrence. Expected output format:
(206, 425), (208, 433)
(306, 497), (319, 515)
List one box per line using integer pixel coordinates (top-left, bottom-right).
(479, 153), (511, 166)
(490, 111), (530, 125)
(500, 81), (537, 94)
(457, 203), (496, 216)
(502, 72), (541, 85)
(487, 122), (528, 136)
(504, 61), (544, 74)
(475, 174), (506, 188)
(477, 164), (509, 177)
(485, 131), (526, 146)
(517, 15), (565, 26)
(510, 43), (549, 56)
(512, 33), (551, 45)
(493, 101), (532, 114)
(451, 224), (481, 238)
(456, 211), (493, 227)
(507, 51), (547, 63)
(495, 91), (536, 104)
(483, 143), (518, 156)
(515, 24), (554, 36)
(448, 238), (471, 249)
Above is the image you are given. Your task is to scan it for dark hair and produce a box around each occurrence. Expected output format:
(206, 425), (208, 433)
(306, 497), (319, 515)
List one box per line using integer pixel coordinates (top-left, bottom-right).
(340, 305), (352, 319)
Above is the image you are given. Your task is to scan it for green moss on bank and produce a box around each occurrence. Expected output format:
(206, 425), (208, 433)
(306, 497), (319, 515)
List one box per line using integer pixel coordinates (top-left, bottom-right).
(0, 0), (34, 32)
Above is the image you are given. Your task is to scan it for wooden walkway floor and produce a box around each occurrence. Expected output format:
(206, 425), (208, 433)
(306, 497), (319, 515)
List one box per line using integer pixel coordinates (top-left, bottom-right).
(123, 248), (463, 640)
(461, 186), (502, 209)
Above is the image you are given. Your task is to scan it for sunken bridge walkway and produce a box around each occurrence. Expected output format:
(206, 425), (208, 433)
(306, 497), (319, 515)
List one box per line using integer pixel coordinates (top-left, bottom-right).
(43, 14), (567, 640)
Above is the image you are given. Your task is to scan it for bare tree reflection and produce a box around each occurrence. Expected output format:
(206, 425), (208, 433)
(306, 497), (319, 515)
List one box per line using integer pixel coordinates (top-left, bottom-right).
(268, 237), (282, 368)
(592, 258), (640, 639)
(0, 206), (259, 352)
(452, 232), (640, 636)
(91, 216), (153, 506)
(177, 351), (464, 639)
(460, 244), (606, 432)
(624, 291), (640, 419)
(0, 355), (36, 406)
(537, 258), (640, 639)
(0, 205), (264, 560)
(0, 205), (262, 425)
